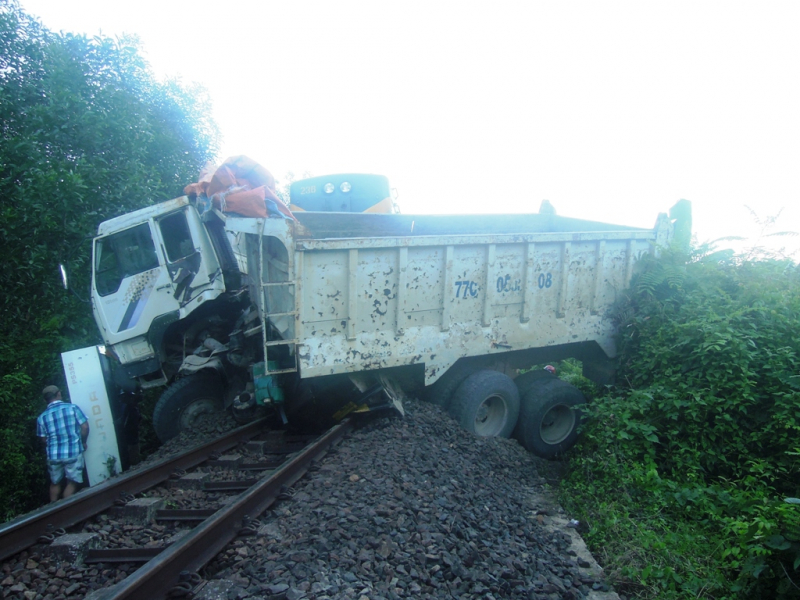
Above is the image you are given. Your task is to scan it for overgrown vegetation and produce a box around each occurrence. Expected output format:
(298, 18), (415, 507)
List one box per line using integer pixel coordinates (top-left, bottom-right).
(560, 245), (800, 599)
(0, 0), (217, 518)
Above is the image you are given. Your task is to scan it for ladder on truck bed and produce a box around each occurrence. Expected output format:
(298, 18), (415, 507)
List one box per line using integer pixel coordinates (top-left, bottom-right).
(257, 217), (298, 376)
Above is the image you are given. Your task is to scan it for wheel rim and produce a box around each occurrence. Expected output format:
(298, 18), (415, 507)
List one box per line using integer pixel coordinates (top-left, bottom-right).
(473, 394), (508, 437)
(539, 404), (576, 445)
(179, 398), (219, 431)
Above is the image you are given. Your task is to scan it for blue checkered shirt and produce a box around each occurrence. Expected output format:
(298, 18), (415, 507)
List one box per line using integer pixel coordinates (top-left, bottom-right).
(37, 401), (88, 461)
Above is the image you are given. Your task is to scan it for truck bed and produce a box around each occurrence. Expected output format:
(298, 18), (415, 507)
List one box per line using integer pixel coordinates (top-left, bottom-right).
(228, 210), (672, 386)
(294, 212), (649, 240)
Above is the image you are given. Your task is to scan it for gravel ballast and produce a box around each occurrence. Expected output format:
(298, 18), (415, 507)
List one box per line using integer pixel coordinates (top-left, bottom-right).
(1, 399), (618, 600)
(203, 399), (616, 600)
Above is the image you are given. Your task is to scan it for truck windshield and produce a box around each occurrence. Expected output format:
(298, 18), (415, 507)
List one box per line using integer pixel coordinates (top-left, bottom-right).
(94, 223), (159, 296)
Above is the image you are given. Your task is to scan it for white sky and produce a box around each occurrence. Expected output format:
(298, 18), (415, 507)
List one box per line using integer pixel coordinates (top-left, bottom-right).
(19, 0), (800, 253)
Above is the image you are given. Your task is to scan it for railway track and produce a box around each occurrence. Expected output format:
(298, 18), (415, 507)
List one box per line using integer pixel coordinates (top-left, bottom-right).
(0, 417), (354, 600)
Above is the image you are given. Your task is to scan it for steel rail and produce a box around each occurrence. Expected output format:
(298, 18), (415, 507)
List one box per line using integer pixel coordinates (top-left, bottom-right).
(94, 418), (354, 600)
(0, 418), (269, 562)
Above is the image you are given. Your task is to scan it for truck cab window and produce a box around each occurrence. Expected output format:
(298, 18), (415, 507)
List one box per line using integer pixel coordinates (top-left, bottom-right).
(94, 223), (159, 296)
(158, 211), (195, 263)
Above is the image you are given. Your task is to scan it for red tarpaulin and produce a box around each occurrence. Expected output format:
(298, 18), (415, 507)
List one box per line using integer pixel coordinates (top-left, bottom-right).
(184, 156), (296, 220)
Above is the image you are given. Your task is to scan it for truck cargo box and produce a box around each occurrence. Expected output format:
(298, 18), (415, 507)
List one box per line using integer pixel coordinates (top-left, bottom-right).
(226, 211), (672, 386)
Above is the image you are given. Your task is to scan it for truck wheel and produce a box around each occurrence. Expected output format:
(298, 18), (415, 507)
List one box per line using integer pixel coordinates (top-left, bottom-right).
(449, 370), (520, 438)
(513, 368), (556, 396)
(424, 360), (479, 409)
(153, 374), (224, 442)
(514, 379), (584, 459)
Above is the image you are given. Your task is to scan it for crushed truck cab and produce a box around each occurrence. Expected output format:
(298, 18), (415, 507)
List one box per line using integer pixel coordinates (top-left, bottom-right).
(91, 197), (239, 387)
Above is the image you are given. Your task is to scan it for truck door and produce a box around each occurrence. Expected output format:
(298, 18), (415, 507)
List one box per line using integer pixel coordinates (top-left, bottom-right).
(93, 221), (184, 348)
(154, 209), (214, 304)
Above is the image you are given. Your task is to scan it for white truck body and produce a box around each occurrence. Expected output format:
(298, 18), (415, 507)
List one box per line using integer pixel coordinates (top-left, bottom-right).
(228, 211), (672, 386)
(87, 187), (675, 450)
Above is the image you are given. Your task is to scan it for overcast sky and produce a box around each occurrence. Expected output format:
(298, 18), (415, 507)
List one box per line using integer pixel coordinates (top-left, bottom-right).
(19, 0), (800, 253)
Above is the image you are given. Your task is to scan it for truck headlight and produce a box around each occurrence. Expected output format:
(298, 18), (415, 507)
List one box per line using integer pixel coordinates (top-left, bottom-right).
(340, 182), (351, 193)
(324, 183), (335, 194)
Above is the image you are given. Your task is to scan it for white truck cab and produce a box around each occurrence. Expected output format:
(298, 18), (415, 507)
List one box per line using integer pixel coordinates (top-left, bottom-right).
(91, 197), (228, 386)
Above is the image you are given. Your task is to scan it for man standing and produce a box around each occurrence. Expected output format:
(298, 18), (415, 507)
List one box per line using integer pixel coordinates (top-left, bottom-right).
(37, 385), (89, 502)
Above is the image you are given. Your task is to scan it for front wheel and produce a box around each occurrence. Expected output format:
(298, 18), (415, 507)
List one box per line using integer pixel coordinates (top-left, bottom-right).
(153, 374), (224, 443)
(514, 379), (585, 459)
(449, 370), (520, 438)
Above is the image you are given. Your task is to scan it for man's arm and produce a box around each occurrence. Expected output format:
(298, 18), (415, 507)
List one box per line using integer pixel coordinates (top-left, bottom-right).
(80, 422), (89, 449)
(73, 405), (89, 449)
(37, 416), (48, 449)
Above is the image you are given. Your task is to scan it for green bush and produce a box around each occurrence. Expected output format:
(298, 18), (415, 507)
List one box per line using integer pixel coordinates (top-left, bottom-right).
(0, 372), (48, 518)
(560, 248), (800, 599)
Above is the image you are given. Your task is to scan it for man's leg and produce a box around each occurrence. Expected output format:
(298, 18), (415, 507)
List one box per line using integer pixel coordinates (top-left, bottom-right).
(63, 480), (78, 498)
(47, 460), (65, 502)
(62, 454), (85, 499)
(49, 482), (62, 502)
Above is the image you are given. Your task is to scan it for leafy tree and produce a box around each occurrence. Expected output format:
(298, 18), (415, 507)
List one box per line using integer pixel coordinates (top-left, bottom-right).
(0, 0), (218, 518)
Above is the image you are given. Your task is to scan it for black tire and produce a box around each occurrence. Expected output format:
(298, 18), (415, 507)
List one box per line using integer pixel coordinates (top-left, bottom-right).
(513, 369), (557, 396)
(423, 360), (478, 409)
(449, 370), (520, 438)
(153, 373), (224, 442)
(514, 379), (585, 459)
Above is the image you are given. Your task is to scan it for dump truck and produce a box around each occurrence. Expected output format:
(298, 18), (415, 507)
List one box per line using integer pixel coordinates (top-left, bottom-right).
(84, 162), (673, 458)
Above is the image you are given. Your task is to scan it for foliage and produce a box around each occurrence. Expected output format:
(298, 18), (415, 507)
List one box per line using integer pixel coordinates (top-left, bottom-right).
(523, 359), (599, 400)
(553, 358), (599, 400)
(560, 245), (800, 599)
(0, 372), (47, 518)
(0, 1), (218, 518)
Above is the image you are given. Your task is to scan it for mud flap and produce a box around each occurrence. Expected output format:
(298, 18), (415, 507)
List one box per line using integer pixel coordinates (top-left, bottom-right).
(378, 374), (406, 417)
(333, 374), (405, 421)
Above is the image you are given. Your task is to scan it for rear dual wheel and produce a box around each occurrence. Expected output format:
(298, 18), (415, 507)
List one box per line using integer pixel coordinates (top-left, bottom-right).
(440, 366), (585, 458)
(424, 360), (477, 408)
(513, 378), (585, 459)
(448, 370), (520, 438)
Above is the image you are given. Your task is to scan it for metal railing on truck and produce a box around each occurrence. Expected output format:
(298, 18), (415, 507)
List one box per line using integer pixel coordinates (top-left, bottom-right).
(258, 216), (298, 375)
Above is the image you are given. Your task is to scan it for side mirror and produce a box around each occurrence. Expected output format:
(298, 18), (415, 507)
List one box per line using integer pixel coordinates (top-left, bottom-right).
(59, 264), (69, 290)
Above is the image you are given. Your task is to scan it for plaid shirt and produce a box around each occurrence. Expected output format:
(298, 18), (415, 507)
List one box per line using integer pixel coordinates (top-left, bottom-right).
(37, 401), (88, 461)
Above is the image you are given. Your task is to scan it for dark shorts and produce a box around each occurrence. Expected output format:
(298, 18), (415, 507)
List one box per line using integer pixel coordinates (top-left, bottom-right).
(47, 454), (85, 484)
